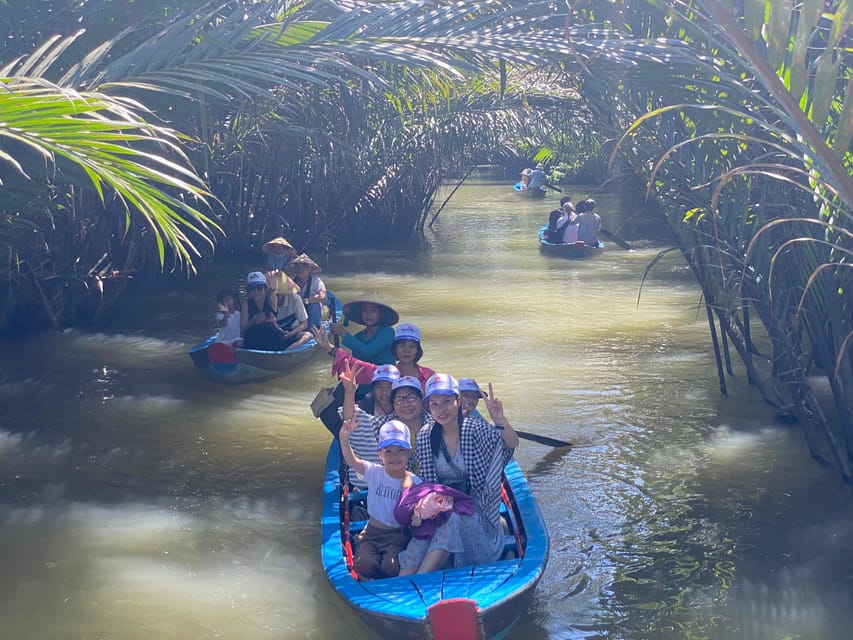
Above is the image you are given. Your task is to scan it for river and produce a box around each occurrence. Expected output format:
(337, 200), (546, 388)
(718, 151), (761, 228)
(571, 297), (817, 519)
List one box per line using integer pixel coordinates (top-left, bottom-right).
(1, 173), (851, 639)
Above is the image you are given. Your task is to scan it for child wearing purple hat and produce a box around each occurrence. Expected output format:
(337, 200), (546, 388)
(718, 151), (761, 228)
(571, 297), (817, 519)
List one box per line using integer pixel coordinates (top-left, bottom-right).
(339, 417), (421, 579)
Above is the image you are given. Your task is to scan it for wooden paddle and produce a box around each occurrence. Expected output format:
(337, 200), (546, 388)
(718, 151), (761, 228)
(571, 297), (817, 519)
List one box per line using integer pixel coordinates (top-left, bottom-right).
(600, 227), (632, 250)
(516, 430), (573, 448)
(544, 184), (563, 193)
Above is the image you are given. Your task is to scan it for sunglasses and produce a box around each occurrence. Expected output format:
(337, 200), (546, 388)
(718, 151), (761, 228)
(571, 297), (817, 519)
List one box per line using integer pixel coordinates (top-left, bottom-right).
(247, 284), (265, 291)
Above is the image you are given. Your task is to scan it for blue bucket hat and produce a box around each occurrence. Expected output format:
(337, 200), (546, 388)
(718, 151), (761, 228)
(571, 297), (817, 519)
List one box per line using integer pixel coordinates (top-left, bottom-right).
(392, 322), (423, 362)
(377, 419), (411, 450)
(371, 364), (400, 385)
(424, 373), (459, 401)
(458, 378), (485, 396)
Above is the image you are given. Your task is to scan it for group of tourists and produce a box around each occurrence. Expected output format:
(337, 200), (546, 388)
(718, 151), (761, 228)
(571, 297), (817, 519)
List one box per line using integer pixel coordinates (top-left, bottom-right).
(213, 236), (327, 351)
(545, 196), (603, 246)
(211, 235), (521, 581)
(310, 297), (519, 580)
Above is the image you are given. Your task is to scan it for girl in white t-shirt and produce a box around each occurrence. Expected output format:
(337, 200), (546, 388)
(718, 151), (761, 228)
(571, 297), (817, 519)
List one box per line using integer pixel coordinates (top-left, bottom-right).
(339, 412), (421, 579)
(214, 288), (243, 347)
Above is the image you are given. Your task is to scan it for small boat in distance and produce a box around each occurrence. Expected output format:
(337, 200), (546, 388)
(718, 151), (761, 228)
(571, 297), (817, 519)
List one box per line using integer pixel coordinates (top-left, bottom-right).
(513, 182), (547, 198)
(187, 336), (320, 384)
(188, 295), (341, 384)
(538, 225), (604, 258)
(321, 440), (549, 639)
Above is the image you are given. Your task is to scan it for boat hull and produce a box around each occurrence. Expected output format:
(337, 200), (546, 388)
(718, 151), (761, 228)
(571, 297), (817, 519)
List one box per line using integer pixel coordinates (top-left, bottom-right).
(188, 337), (320, 384)
(321, 441), (549, 639)
(513, 182), (547, 198)
(538, 225), (604, 257)
(188, 295), (341, 384)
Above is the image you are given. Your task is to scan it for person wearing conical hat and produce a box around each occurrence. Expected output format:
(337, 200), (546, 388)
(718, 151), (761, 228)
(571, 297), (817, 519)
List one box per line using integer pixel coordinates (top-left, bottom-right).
(284, 253), (326, 330)
(313, 322), (436, 393)
(262, 236), (298, 270)
(263, 236), (299, 294)
(330, 295), (399, 366)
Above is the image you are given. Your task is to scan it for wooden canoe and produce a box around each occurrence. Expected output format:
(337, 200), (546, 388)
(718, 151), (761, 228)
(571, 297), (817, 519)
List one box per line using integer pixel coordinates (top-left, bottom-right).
(513, 182), (547, 198)
(187, 336), (320, 384)
(321, 440), (549, 639)
(538, 225), (604, 258)
(188, 294), (341, 384)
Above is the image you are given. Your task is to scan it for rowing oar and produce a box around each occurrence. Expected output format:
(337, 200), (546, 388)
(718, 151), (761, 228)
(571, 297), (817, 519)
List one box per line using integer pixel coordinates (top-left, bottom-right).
(544, 184), (563, 193)
(516, 430), (572, 448)
(600, 227), (632, 251)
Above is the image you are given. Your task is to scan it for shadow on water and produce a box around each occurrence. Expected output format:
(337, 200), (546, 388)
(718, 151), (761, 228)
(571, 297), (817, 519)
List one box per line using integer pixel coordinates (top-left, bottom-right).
(1, 172), (852, 639)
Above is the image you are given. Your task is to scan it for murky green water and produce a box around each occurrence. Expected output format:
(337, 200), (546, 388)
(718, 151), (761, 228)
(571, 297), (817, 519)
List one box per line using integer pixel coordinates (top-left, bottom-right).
(1, 174), (851, 639)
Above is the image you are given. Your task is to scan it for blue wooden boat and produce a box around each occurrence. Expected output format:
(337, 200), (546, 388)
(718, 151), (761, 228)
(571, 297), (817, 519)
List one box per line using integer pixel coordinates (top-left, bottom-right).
(321, 440), (549, 639)
(187, 336), (320, 384)
(513, 182), (547, 198)
(188, 295), (342, 384)
(538, 225), (604, 258)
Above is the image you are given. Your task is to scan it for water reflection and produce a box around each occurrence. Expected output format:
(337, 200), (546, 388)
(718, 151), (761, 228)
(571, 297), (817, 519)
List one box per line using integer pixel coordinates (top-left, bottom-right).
(1, 175), (851, 639)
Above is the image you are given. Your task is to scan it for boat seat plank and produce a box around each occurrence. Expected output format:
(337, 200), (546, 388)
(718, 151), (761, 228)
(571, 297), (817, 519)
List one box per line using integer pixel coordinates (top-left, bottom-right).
(458, 561), (523, 604)
(353, 578), (430, 616)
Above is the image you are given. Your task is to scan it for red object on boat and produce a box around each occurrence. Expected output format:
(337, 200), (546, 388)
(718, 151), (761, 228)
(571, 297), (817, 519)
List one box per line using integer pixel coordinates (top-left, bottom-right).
(427, 598), (479, 640)
(207, 342), (236, 364)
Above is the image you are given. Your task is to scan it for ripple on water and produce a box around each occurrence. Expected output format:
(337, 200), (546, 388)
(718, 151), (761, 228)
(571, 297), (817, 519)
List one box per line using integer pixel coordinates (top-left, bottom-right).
(0, 497), (330, 639)
(107, 394), (185, 412)
(0, 429), (23, 453)
(62, 329), (187, 361)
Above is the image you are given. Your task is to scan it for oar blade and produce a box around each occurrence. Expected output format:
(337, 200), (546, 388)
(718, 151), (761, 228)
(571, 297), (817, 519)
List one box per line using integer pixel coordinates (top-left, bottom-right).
(516, 430), (572, 448)
(600, 227), (632, 250)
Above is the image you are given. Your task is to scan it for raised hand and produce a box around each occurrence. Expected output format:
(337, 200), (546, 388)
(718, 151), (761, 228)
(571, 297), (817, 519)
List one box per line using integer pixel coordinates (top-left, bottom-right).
(483, 382), (505, 425)
(339, 360), (362, 394)
(340, 417), (356, 440)
(311, 325), (332, 351)
(265, 271), (276, 290)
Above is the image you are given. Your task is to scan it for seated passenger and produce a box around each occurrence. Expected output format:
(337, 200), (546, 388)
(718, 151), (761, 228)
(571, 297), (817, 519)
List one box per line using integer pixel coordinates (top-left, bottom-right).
(214, 288), (243, 347)
(458, 378), (485, 420)
(358, 364), (399, 417)
(316, 322), (436, 391)
(528, 163), (547, 190)
(576, 198), (602, 246)
(263, 235), (298, 271)
(331, 297), (398, 365)
(547, 200), (577, 244)
(399, 374), (519, 574)
(241, 271), (303, 351)
(341, 364), (400, 490)
(285, 253), (327, 330)
(339, 417), (421, 580)
(274, 274), (313, 350)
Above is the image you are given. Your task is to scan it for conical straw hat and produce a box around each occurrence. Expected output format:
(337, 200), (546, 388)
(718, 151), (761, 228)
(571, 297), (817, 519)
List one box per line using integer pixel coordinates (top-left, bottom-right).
(342, 295), (399, 326)
(284, 253), (322, 275)
(262, 236), (295, 253)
